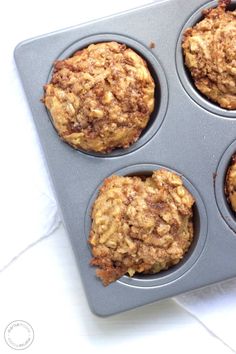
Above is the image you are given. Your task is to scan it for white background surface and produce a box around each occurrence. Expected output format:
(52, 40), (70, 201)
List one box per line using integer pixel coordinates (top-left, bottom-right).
(0, 0), (235, 353)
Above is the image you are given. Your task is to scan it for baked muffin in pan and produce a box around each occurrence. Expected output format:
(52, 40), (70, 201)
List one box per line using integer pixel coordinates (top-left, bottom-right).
(89, 169), (195, 286)
(182, 0), (236, 110)
(43, 42), (155, 153)
(225, 154), (236, 212)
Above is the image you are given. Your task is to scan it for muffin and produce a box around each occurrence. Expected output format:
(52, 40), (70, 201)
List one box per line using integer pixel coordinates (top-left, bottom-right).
(43, 42), (155, 153)
(225, 154), (236, 212)
(182, 0), (236, 110)
(89, 169), (195, 286)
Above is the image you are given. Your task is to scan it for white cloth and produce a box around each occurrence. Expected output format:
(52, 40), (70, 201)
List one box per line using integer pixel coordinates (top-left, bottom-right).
(1, 0), (236, 352)
(0, 50), (60, 271)
(175, 279), (236, 352)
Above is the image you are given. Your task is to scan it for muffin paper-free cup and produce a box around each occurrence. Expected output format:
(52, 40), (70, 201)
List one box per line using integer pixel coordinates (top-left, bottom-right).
(176, 0), (236, 118)
(85, 164), (207, 288)
(46, 34), (169, 157)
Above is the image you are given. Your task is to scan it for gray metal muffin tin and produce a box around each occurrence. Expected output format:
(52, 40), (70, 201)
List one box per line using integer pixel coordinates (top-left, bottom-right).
(14, 0), (236, 316)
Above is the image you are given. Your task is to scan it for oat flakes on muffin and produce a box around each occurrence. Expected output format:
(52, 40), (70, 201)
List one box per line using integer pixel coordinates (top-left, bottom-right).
(89, 169), (195, 286)
(43, 42), (155, 153)
(182, 0), (236, 110)
(225, 154), (236, 212)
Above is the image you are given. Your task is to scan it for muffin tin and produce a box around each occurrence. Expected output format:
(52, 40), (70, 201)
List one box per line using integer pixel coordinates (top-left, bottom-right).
(14, 0), (236, 316)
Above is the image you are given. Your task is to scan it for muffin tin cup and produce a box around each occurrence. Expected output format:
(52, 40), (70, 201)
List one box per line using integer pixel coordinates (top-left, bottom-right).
(215, 140), (236, 232)
(14, 0), (236, 316)
(46, 34), (169, 158)
(85, 164), (207, 288)
(176, 0), (236, 118)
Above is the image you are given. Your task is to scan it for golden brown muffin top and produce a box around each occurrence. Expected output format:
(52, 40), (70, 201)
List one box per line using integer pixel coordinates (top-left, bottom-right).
(225, 154), (236, 212)
(89, 169), (195, 286)
(182, 0), (236, 109)
(43, 42), (155, 153)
